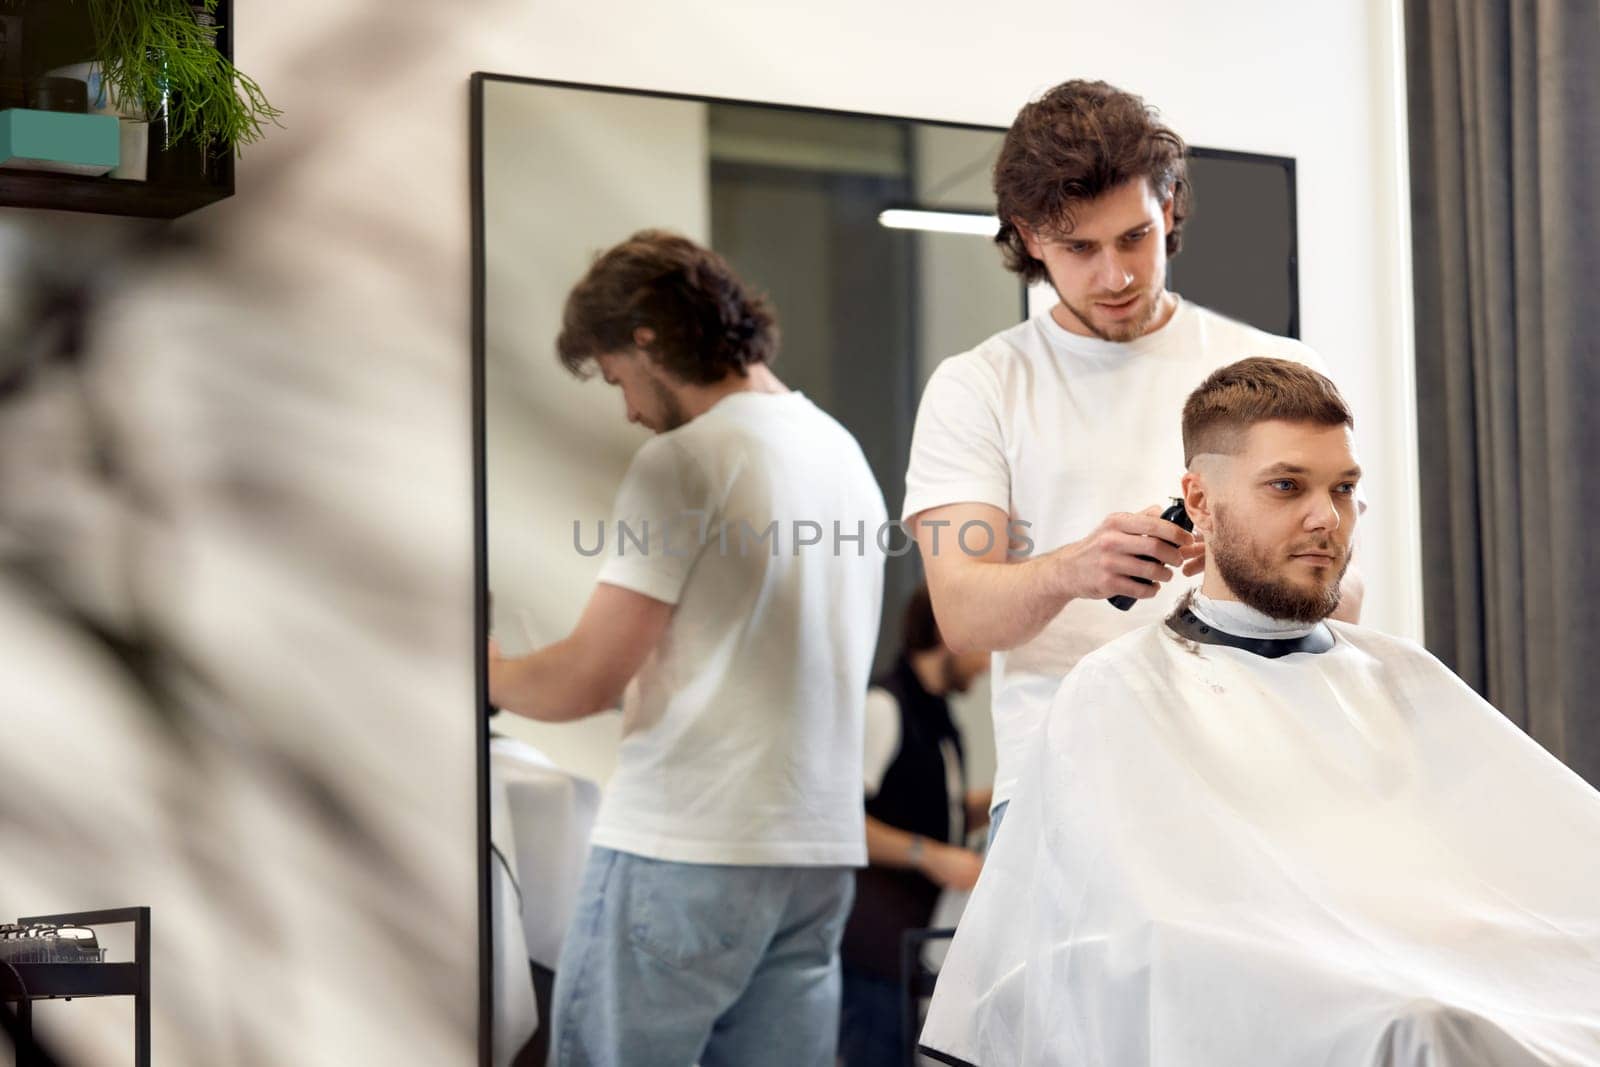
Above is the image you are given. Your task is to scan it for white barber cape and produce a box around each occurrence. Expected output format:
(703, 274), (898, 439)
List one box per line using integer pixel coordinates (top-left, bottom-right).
(920, 601), (1600, 1066)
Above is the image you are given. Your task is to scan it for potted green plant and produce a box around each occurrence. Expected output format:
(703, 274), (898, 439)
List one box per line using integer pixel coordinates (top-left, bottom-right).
(83, 0), (279, 156)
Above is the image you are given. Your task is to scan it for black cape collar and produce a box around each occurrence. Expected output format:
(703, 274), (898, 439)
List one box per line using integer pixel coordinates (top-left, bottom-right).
(1164, 603), (1335, 659)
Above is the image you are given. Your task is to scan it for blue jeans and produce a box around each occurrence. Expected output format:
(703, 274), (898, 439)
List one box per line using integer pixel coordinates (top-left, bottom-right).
(986, 799), (1010, 852)
(552, 847), (855, 1067)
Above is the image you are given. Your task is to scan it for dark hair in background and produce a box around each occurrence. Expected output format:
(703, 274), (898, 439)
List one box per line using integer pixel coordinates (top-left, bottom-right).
(993, 80), (1191, 285)
(1181, 357), (1354, 464)
(557, 229), (779, 384)
(901, 584), (943, 654)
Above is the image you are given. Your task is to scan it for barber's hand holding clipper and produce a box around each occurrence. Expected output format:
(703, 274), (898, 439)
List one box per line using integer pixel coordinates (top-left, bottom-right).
(1109, 499), (1204, 610)
(1051, 503), (1202, 610)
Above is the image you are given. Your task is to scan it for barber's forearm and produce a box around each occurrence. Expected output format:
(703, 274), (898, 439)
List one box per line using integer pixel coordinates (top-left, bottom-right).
(923, 551), (1071, 654)
(1331, 562), (1366, 624)
(491, 639), (617, 722)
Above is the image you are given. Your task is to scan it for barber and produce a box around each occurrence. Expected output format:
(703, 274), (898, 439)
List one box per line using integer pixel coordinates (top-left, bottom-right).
(903, 80), (1362, 842)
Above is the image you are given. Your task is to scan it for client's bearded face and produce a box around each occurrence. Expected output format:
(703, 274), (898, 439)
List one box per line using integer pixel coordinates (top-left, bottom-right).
(1203, 421), (1361, 624)
(1210, 504), (1352, 623)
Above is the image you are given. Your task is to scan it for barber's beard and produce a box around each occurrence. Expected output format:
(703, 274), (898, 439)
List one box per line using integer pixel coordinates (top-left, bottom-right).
(1210, 507), (1350, 624)
(648, 376), (689, 432)
(1059, 288), (1160, 342)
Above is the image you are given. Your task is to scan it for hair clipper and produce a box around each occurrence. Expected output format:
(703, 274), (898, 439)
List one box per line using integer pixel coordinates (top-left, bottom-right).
(1109, 497), (1193, 611)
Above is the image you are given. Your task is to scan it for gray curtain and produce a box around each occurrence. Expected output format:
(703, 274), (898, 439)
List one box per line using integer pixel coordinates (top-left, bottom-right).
(1407, 0), (1600, 784)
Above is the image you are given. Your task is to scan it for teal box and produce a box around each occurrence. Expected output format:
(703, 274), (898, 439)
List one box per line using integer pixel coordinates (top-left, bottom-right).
(0, 108), (119, 176)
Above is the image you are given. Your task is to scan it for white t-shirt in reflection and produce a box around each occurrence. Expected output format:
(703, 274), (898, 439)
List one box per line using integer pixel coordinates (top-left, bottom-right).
(590, 390), (887, 867)
(902, 298), (1327, 808)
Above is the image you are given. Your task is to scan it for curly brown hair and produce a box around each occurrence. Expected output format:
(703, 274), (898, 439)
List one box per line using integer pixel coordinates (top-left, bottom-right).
(556, 230), (779, 384)
(1181, 358), (1353, 464)
(994, 80), (1190, 284)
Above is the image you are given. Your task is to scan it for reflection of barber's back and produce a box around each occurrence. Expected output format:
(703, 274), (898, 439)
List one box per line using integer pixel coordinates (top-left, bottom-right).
(592, 390), (887, 868)
(663, 389), (887, 723)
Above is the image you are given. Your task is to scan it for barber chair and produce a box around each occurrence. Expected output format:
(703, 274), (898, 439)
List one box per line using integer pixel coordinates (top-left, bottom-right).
(900, 926), (956, 1067)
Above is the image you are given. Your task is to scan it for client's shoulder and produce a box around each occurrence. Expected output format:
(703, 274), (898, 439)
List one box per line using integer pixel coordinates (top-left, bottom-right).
(1322, 620), (1507, 717)
(1054, 623), (1173, 697)
(1324, 619), (1435, 663)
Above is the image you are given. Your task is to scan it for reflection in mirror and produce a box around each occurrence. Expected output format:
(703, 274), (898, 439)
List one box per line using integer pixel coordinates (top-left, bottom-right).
(474, 74), (1301, 1066)
(477, 78), (1018, 1066)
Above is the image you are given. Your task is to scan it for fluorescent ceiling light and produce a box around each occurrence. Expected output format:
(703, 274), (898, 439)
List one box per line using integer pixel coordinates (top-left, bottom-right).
(877, 208), (1000, 237)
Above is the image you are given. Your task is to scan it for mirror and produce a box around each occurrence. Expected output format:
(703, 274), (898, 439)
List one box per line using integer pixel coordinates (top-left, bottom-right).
(470, 73), (1298, 1065)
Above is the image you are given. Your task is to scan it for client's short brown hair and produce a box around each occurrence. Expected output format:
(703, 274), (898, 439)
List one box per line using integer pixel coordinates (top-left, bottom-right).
(1182, 358), (1353, 464)
(557, 230), (778, 384)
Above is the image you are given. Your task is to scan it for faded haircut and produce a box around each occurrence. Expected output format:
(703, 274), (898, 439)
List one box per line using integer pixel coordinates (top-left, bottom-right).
(1181, 357), (1353, 465)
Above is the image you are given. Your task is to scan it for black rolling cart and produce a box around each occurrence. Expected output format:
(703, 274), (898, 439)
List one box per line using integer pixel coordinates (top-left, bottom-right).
(0, 907), (150, 1067)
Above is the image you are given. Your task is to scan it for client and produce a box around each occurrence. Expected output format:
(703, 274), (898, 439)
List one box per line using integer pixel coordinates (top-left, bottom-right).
(919, 357), (1600, 1066)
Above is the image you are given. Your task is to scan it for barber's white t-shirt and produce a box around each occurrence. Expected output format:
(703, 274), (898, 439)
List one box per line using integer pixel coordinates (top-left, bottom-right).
(590, 391), (887, 867)
(903, 299), (1327, 807)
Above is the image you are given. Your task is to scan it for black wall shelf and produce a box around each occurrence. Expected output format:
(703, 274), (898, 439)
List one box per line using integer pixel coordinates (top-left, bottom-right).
(0, 161), (233, 218)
